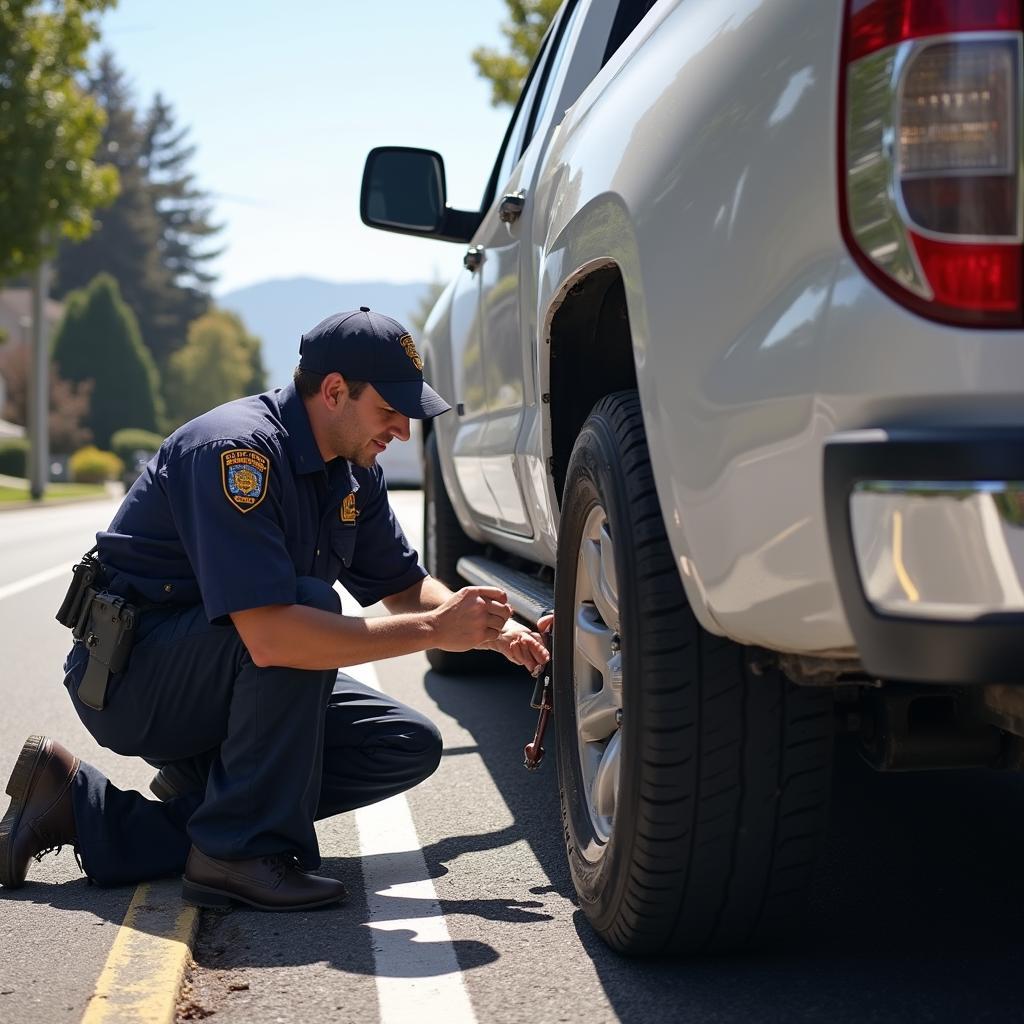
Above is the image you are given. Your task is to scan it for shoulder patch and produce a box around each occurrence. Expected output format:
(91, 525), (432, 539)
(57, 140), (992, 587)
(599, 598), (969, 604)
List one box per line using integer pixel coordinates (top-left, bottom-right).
(221, 449), (270, 513)
(340, 492), (359, 523)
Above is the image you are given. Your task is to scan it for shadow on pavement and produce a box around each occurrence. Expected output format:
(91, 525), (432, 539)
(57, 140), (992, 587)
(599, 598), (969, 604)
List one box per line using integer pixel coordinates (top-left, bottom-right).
(16, 667), (1024, 1023)
(176, 666), (562, 1008)
(188, 869), (508, 979)
(0, 871), (134, 924)
(182, 838), (548, 1018)
(423, 668), (573, 892)
(424, 670), (1024, 1024)
(2, 668), (556, 1006)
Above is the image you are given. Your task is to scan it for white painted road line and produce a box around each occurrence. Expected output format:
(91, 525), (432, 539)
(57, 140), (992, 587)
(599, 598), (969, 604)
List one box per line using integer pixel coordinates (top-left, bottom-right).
(357, 794), (478, 1024)
(0, 561), (73, 602)
(338, 578), (477, 1024)
(346, 655), (478, 1024)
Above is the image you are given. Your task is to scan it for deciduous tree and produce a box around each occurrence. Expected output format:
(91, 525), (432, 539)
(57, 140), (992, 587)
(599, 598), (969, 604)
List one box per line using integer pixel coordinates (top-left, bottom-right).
(0, 342), (93, 452)
(164, 309), (267, 428)
(471, 0), (559, 107)
(0, 0), (118, 278)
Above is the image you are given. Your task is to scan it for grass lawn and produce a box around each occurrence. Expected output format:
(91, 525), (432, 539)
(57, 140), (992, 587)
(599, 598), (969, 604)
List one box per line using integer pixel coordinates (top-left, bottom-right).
(0, 481), (107, 504)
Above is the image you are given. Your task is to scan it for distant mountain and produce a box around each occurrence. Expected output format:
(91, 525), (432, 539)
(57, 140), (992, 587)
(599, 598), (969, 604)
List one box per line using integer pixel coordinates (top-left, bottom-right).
(218, 277), (431, 388)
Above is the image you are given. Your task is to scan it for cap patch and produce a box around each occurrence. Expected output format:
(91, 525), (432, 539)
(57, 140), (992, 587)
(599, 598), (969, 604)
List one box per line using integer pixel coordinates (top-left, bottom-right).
(341, 492), (359, 523)
(399, 333), (424, 371)
(221, 449), (270, 513)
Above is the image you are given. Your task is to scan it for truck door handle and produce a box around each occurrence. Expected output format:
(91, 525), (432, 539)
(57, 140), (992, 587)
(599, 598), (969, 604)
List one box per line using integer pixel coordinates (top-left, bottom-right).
(464, 245), (484, 272)
(499, 191), (526, 224)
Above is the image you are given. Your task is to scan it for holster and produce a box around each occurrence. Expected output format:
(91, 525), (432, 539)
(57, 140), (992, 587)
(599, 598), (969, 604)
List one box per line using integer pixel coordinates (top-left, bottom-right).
(77, 593), (137, 711)
(56, 550), (138, 711)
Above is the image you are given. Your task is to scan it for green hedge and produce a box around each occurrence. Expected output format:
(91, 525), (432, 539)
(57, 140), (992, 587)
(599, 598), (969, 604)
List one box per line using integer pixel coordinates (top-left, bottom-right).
(110, 428), (164, 465)
(69, 446), (124, 484)
(0, 438), (29, 477)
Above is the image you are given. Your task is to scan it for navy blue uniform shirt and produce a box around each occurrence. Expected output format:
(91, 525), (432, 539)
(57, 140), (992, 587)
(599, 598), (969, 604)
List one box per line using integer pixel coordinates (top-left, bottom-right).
(96, 382), (426, 621)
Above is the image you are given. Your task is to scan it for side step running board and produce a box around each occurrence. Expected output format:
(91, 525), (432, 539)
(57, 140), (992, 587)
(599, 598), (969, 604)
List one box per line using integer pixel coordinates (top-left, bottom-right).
(456, 556), (554, 627)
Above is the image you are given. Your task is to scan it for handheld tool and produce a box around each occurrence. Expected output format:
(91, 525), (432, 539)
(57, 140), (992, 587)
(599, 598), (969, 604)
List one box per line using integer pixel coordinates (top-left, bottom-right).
(523, 629), (553, 770)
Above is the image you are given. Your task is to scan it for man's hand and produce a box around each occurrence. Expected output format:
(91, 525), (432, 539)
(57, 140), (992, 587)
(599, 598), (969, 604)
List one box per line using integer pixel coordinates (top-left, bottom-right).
(478, 612), (554, 675)
(430, 586), (513, 651)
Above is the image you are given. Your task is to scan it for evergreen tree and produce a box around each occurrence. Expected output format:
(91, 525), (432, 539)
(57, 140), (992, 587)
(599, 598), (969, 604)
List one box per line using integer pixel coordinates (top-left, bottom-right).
(143, 94), (222, 303)
(165, 309), (267, 428)
(53, 54), (177, 362)
(54, 55), (223, 371)
(52, 273), (164, 447)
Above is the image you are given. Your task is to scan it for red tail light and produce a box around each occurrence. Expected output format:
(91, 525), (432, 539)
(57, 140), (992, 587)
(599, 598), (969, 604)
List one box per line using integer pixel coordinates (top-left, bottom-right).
(849, 0), (1021, 61)
(910, 233), (1021, 310)
(841, 0), (1023, 326)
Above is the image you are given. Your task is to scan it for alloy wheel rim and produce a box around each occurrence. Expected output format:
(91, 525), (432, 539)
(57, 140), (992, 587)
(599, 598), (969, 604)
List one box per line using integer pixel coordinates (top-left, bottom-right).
(572, 503), (622, 850)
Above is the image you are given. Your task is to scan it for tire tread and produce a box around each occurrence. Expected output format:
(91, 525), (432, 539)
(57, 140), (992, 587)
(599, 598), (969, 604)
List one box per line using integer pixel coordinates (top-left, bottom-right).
(555, 391), (833, 957)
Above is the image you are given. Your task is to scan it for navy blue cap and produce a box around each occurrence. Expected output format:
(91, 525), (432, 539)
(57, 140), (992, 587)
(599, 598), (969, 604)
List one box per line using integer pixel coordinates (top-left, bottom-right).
(298, 307), (451, 419)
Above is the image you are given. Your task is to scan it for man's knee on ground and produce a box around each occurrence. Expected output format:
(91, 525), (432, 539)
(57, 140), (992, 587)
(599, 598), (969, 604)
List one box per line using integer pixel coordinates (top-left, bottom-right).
(371, 714), (444, 788)
(409, 717), (444, 783)
(295, 576), (341, 615)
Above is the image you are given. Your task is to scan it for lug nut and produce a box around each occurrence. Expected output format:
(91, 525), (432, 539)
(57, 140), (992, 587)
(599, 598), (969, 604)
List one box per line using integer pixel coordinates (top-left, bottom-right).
(610, 634), (620, 653)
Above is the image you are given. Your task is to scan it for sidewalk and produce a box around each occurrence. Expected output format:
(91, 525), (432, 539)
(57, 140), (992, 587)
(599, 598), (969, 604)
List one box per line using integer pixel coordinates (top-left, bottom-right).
(0, 475), (122, 510)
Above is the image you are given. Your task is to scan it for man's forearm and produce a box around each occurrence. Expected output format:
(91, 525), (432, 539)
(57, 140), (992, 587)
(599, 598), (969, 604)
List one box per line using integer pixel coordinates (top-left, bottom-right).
(231, 577), (513, 670)
(381, 575), (455, 615)
(232, 603), (437, 670)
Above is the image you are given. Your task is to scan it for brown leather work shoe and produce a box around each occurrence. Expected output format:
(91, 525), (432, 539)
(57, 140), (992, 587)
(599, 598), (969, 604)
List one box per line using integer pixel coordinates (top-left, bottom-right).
(149, 763), (202, 802)
(182, 846), (348, 911)
(149, 767), (181, 802)
(0, 735), (80, 889)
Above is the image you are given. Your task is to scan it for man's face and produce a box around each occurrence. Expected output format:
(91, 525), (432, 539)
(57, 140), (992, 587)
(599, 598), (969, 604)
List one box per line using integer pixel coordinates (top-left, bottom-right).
(327, 379), (411, 468)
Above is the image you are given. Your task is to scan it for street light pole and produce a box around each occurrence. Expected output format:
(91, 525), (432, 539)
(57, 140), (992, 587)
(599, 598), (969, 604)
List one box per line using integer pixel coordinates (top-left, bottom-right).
(28, 257), (50, 501)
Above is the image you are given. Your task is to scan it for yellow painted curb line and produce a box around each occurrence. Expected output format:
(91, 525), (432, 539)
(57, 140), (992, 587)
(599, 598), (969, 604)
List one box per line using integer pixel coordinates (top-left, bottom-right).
(80, 880), (199, 1024)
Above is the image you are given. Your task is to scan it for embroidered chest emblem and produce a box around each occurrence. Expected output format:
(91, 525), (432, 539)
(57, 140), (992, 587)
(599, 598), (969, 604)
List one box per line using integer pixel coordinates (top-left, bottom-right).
(399, 333), (424, 371)
(341, 492), (359, 523)
(222, 449), (270, 513)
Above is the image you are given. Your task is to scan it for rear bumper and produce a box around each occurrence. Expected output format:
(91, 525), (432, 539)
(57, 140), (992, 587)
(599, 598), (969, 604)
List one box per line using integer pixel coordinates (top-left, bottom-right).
(824, 429), (1024, 684)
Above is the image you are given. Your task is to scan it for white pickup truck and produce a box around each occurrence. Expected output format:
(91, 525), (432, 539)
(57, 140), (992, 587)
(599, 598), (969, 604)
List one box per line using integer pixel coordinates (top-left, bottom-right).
(361, 0), (1024, 955)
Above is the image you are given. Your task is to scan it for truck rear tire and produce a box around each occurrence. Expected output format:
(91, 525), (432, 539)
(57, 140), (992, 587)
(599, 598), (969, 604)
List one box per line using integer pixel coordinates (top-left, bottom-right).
(553, 391), (834, 954)
(423, 429), (507, 675)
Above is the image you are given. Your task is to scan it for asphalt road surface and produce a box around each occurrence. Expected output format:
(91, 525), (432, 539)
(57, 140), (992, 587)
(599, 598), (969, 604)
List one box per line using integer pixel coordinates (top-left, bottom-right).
(2, 492), (1024, 1023)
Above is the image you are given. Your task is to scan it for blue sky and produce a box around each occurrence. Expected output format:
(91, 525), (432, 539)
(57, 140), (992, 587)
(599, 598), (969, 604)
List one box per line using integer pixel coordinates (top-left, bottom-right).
(98, 0), (514, 293)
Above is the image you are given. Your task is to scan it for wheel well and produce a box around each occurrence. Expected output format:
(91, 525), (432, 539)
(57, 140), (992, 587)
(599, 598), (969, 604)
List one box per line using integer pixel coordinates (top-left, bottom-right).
(548, 265), (638, 504)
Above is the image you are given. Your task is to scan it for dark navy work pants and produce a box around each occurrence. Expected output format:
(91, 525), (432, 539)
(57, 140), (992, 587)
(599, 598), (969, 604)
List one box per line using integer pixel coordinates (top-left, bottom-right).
(62, 577), (442, 887)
